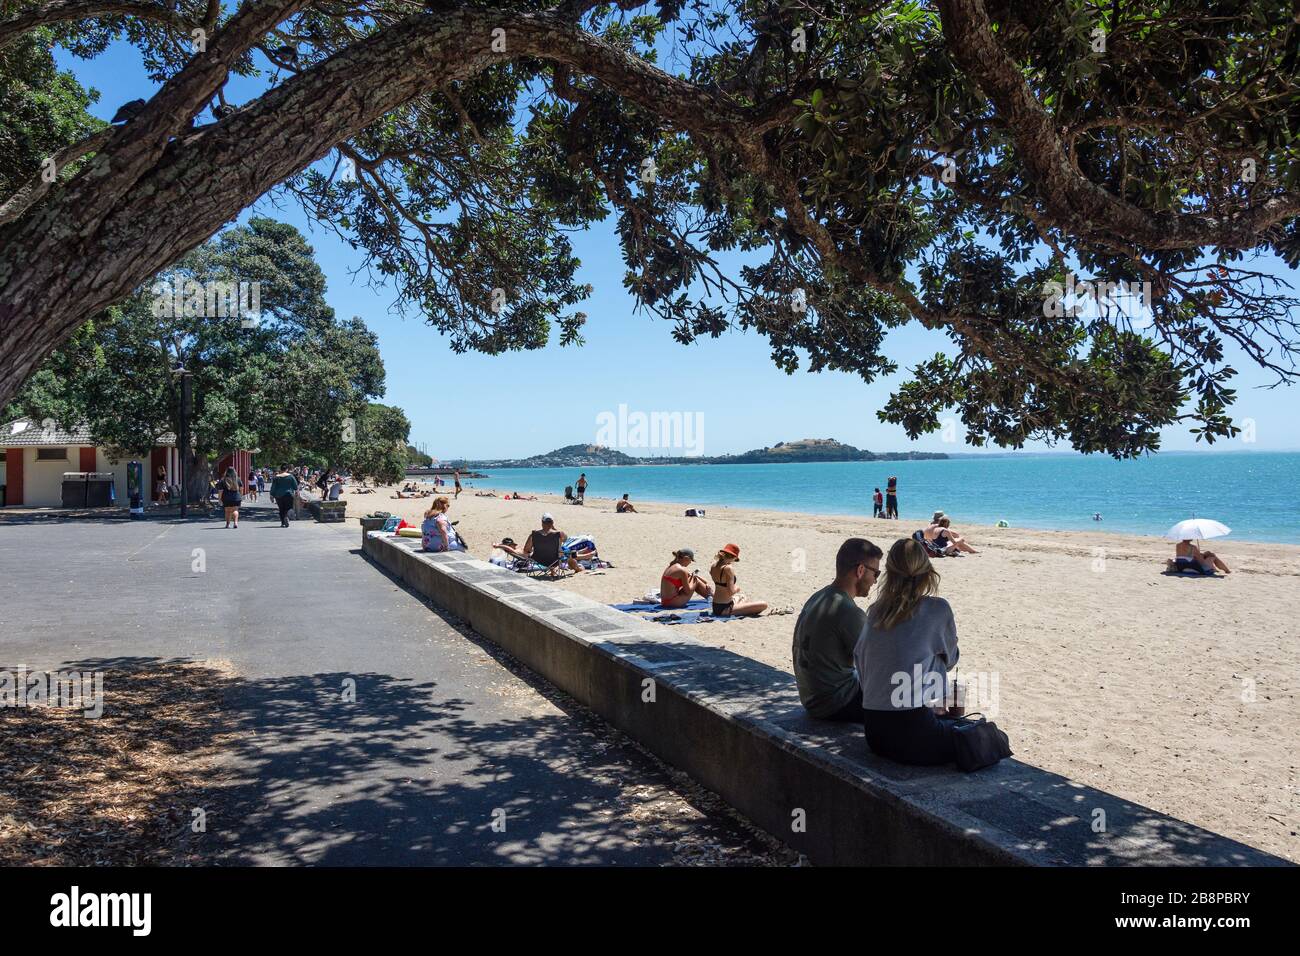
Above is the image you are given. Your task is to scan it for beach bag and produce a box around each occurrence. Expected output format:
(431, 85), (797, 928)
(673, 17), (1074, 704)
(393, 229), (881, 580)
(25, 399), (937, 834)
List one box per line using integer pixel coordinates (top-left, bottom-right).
(684, 508), (706, 517)
(563, 535), (596, 554)
(382, 515), (402, 533)
(949, 714), (1012, 772)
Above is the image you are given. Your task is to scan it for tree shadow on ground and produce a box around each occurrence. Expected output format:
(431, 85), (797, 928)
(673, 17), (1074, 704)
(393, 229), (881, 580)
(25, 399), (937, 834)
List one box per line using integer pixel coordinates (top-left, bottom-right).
(1, 653), (792, 867)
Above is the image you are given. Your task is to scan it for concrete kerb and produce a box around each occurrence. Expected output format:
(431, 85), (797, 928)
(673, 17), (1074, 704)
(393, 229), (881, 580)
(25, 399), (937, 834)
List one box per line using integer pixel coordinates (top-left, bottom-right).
(362, 530), (1289, 867)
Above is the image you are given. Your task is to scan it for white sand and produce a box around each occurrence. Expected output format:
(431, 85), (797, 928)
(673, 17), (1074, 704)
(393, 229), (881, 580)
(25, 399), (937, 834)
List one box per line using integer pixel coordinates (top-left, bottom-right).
(356, 481), (1300, 861)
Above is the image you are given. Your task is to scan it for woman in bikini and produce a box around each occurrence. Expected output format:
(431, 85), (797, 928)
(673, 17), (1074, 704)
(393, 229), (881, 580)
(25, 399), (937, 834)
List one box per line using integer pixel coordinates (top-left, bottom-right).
(660, 548), (712, 609)
(708, 544), (768, 617)
(935, 516), (978, 554)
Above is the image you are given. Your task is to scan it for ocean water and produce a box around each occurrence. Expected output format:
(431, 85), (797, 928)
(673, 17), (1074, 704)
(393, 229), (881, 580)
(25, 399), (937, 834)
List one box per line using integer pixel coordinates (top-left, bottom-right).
(460, 452), (1299, 544)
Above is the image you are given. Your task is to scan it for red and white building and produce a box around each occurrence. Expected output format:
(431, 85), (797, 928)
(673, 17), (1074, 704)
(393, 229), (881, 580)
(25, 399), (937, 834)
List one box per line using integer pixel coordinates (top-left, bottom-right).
(0, 418), (252, 508)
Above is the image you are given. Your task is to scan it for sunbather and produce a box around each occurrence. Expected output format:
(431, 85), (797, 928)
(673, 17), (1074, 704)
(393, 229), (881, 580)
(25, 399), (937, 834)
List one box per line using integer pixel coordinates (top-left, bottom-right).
(916, 522), (957, 557)
(492, 513), (589, 574)
(937, 516), (978, 553)
(708, 544), (767, 617)
(422, 496), (467, 553)
(660, 548), (713, 609)
(1166, 539), (1231, 574)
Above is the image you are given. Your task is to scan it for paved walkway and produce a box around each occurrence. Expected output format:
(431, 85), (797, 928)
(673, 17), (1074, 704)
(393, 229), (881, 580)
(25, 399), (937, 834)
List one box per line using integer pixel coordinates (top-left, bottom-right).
(0, 502), (787, 865)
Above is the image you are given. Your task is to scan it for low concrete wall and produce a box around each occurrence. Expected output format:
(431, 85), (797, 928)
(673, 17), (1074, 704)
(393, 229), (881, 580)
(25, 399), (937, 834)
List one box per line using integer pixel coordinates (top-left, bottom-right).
(363, 531), (1288, 867)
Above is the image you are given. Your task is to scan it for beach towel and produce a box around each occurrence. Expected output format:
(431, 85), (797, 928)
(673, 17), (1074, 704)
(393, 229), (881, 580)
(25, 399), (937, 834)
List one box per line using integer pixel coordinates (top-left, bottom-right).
(610, 597), (745, 625)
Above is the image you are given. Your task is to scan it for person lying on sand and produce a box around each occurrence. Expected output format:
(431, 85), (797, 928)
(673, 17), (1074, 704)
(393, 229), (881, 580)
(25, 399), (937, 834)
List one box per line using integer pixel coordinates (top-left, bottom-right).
(708, 544), (768, 617)
(1166, 539), (1231, 574)
(506, 492), (538, 500)
(660, 548), (712, 608)
(616, 494), (638, 513)
(475, 491), (498, 497)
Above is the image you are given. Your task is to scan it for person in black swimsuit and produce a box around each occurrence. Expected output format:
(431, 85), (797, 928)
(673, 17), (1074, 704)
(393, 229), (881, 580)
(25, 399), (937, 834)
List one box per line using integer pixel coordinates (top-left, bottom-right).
(708, 544), (768, 617)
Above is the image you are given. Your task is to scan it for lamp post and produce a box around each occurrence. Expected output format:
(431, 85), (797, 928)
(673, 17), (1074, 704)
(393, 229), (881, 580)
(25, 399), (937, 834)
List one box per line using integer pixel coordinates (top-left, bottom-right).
(173, 363), (192, 517)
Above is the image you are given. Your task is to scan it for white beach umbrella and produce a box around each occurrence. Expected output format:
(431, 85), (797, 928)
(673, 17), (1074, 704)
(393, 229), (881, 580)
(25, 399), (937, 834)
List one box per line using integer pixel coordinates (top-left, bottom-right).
(1164, 518), (1231, 542)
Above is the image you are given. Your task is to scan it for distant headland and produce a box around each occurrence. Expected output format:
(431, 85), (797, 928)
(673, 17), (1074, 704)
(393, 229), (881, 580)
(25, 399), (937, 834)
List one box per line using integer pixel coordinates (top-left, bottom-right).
(449, 438), (947, 469)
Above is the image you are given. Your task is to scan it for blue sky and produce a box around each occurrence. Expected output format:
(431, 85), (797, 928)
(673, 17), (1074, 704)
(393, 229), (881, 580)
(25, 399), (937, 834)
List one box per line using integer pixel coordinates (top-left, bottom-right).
(55, 39), (1300, 460)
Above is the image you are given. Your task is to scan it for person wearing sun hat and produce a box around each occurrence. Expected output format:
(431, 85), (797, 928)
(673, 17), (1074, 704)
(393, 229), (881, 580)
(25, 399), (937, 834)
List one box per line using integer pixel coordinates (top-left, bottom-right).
(709, 543), (768, 617)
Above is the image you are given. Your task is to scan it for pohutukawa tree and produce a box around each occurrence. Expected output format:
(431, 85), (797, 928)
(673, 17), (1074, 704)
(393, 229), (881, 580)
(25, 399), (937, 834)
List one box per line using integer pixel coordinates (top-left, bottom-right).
(1, 0), (1297, 457)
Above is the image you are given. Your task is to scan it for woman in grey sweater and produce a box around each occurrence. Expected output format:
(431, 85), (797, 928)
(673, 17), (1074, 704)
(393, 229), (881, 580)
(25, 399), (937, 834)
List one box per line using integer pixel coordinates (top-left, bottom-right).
(853, 537), (960, 764)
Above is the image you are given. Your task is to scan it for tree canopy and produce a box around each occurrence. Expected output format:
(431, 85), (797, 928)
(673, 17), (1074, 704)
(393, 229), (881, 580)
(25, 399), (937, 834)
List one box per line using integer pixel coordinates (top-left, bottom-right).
(5, 217), (397, 494)
(0, 0), (1297, 457)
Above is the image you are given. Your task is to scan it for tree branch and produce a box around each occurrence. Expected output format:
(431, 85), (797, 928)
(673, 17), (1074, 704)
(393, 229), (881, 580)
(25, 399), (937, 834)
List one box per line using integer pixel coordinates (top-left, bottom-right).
(936, 0), (1300, 251)
(0, 0), (194, 51)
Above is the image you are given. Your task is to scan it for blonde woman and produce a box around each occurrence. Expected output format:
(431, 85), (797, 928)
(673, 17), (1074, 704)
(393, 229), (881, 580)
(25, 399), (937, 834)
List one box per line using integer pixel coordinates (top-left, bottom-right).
(852, 537), (960, 765)
(708, 544), (767, 617)
(421, 496), (465, 552)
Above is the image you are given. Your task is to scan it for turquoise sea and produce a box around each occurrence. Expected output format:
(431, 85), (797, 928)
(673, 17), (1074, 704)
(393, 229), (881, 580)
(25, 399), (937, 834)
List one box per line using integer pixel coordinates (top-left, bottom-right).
(463, 452), (1298, 544)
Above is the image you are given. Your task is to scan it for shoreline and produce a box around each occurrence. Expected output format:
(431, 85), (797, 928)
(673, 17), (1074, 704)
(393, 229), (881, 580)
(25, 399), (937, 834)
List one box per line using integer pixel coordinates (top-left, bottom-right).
(361, 482), (1299, 862)
(406, 473), (1300, 548)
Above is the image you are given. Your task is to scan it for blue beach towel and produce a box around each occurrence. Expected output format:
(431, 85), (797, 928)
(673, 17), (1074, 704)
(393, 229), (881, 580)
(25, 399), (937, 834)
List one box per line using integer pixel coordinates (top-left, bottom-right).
(611, 598), (745, 625)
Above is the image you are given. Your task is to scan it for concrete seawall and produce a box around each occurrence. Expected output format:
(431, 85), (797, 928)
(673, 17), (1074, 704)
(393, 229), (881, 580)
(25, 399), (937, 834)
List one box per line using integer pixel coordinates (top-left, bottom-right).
(362, 531), (1288, 866)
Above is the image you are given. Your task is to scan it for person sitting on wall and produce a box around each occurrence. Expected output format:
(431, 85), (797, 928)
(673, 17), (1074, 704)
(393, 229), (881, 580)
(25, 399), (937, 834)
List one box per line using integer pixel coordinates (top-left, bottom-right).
(853, 537), (963, 765)
(792, 538), (883, 722)
(421, 496), (467, 553)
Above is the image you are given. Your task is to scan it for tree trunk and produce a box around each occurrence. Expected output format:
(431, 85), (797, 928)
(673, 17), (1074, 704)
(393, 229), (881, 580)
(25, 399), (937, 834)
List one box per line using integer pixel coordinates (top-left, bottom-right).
(185, 452), (210, 507)
(0, 9), (750, 410)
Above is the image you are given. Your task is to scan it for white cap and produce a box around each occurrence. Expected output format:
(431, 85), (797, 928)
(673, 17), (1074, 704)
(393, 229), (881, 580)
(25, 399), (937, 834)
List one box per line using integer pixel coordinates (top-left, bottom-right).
(541, 512), (554, 523)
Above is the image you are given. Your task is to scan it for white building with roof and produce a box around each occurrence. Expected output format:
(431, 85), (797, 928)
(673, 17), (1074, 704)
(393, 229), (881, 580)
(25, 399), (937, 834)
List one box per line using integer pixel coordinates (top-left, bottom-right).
(0, 418), (183, 508)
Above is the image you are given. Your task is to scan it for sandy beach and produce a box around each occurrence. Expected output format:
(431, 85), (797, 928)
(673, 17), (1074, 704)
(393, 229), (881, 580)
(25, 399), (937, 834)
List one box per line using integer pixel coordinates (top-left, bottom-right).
(356, 480), (1300, 862)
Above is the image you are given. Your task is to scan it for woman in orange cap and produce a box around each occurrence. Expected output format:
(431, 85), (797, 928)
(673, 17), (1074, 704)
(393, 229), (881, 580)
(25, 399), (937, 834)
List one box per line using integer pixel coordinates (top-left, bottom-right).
(709, 543), (769, 618)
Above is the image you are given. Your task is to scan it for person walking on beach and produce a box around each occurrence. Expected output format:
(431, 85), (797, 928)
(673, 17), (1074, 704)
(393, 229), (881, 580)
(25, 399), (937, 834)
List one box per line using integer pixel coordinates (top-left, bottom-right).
(792, 538), (883, 721)
(576, 472), (588, 503)
(270, 466), (298, 528)
(872, 487), (883, 518)
(220, 467), (242, 529)
(885, 476), (899, 519)
(453, 469), (462, 499)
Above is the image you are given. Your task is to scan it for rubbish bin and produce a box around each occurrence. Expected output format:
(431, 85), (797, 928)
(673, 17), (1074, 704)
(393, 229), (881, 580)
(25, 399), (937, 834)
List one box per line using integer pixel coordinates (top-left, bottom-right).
(61, 472), (89, 508)
(86, 472), (115, 508)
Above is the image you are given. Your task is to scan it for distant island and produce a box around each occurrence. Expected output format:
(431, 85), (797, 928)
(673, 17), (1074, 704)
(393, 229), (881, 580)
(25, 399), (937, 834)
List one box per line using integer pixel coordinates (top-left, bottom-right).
(449, 438), (947, 469)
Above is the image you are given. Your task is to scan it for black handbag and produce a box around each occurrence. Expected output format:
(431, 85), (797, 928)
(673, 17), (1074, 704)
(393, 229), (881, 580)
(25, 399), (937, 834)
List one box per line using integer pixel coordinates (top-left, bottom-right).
(949, 713), (1012, 772)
